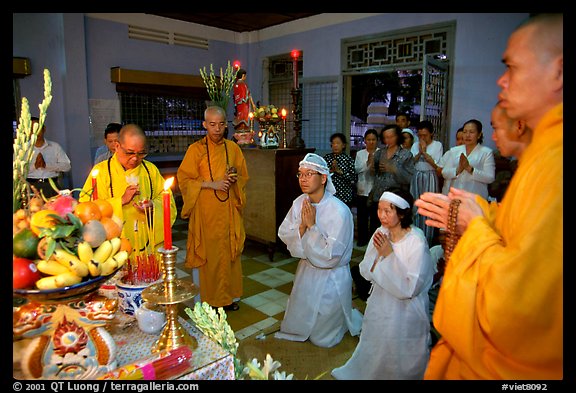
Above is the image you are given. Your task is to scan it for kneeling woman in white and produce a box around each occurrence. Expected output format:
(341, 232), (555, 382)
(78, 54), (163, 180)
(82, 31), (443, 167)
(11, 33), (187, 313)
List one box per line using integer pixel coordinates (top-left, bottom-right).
(275, 153), (362, 348)
(332, 189), (434, 379)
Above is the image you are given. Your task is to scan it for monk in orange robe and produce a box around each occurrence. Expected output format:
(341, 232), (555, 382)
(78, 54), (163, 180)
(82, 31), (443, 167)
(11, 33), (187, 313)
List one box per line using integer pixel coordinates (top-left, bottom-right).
(177, 106), (249, 310)
(415, 14), (563, 379)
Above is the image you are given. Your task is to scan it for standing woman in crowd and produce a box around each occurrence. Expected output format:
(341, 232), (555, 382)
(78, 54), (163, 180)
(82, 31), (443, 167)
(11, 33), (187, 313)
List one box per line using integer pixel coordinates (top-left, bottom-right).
(410, 120), (443, 245)
(354, 129), (379, 247)
(441, 119), (495, 199)
(324, 132), (357, 207)
(332, 188), (433, 380)
(369, 124), (414, 237)
(437, 127), (464, 194)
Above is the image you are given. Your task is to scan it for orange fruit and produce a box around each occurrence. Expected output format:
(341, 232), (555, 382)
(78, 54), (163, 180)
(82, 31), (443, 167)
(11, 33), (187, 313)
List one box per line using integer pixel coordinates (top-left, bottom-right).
(119, 237), (132, 254)
(29, 209), (59, 236)
(100, 216), (122, 240)
(94, 199), (114, 218)
(74, 201), (102, 224)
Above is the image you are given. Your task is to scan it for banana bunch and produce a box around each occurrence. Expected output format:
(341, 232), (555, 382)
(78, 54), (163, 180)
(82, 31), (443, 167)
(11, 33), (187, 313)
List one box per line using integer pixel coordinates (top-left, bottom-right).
(35, 237), (128, 290)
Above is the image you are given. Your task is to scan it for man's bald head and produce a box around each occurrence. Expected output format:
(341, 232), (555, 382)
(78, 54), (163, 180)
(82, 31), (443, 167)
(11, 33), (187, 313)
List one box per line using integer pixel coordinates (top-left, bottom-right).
(118, 124), (146, 144)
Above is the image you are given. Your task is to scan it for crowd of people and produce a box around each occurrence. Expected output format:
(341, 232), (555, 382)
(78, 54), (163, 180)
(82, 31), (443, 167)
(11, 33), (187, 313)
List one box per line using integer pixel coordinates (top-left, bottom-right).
(21, 13), (562, 381)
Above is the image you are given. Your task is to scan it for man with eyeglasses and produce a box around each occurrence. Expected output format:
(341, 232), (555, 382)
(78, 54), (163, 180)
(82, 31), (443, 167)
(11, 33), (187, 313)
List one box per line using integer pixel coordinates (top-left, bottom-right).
(80, 124), (177, 257)
(274, 153), (362, 348)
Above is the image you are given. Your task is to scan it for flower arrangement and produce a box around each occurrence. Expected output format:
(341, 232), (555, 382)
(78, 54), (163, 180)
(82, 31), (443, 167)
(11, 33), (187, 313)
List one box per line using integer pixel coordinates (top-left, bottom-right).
(199, 61), (236, 110)
(186, 302), (294, 380)
(13, 69), (53, 213)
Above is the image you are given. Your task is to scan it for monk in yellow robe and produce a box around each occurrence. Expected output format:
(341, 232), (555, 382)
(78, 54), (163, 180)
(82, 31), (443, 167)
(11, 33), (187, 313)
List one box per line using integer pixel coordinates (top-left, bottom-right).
(80, 124), (177, 256)
(177, 106), (249, 310)
(415, 14), (563, 379)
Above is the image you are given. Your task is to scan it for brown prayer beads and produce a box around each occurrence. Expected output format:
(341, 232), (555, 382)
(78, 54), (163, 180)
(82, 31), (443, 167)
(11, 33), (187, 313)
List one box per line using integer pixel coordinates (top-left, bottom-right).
(445, 199), (461, 263)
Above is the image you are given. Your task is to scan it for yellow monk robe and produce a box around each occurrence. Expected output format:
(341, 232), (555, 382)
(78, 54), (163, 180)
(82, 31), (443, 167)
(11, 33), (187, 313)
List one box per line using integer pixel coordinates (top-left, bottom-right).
(177, 137), (248, 307)
(425, 103), (563, 380)
(80, 154), (177, 254)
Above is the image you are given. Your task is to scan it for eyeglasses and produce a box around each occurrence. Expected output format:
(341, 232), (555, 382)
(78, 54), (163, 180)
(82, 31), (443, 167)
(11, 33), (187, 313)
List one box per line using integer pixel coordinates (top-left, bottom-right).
(117, 144), (148, 158)
(296, 171), (322, 179)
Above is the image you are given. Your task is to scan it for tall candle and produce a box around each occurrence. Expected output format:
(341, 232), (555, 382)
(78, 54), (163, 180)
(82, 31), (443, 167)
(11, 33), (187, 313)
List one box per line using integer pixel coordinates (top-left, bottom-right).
(291, 49), (300, 89)
(91, 169), (99, 200)
(281, 108), (287, 148)
(163, 177), (175, 249)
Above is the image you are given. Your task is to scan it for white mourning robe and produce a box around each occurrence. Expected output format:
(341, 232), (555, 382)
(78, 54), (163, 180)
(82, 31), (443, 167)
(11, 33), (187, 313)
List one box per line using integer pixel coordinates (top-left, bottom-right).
(332, 225), (434, 380)
(275, 192), (363, 348)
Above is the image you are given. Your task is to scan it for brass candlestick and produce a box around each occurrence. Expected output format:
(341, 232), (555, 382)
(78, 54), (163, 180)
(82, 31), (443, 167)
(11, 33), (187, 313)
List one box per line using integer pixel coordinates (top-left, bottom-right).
(142, 246), (199, 353)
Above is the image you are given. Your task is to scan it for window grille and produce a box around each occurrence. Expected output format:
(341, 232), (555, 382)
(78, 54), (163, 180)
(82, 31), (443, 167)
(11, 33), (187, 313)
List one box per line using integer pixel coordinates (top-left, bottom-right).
(118, 92), (206, 153)
(343, 26), (450, 73)
(301, 78), (339, 155)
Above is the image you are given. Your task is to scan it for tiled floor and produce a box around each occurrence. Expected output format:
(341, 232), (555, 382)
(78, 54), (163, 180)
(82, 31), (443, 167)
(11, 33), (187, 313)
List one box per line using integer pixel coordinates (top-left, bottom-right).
(171, 215), (368, 341)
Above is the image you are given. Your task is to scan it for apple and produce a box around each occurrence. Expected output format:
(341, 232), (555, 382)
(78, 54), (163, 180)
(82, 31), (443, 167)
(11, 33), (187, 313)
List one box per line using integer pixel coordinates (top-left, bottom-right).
(13, 257), (41, 289)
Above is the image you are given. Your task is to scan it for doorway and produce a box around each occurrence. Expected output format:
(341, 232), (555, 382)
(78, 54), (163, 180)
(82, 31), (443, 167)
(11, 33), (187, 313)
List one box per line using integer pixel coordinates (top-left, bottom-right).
(342, 21), (455, 151)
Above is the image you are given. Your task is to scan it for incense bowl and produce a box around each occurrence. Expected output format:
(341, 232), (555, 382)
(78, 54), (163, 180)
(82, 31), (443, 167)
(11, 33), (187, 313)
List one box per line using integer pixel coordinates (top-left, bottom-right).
(116, 279), (160, 316)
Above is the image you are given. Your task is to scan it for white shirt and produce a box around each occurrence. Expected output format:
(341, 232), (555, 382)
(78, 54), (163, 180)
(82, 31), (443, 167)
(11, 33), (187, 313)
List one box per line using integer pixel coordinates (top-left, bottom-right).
(411, 140), (443, 171)
(354, 148), (379, 196)
(27, 139), (71, 179)
(332, 225), (433, 380)
(275, 192), (362, 348)
(441, 144), (495, 199)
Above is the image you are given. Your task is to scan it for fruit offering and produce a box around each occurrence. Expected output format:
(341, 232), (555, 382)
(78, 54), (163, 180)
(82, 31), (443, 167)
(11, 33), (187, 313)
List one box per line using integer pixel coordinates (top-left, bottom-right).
(254, 104), (281, 124)
(13, 193), (131, 291)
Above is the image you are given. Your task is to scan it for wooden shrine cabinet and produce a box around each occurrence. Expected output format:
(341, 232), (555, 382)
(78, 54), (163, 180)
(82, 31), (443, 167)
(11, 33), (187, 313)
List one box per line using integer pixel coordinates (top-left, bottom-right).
(242, 148), (315, 259)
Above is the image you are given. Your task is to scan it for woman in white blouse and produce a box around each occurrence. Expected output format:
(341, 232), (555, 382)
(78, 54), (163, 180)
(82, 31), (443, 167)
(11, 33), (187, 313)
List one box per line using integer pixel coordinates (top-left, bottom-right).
(354, 129), (379, 247)
(441, 119), (495, 199)
(410, 120), (443, 245)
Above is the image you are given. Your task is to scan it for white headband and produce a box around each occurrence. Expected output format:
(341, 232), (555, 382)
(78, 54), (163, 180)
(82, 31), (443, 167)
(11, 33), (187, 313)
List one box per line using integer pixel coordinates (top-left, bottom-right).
(379, 191), (410, 209)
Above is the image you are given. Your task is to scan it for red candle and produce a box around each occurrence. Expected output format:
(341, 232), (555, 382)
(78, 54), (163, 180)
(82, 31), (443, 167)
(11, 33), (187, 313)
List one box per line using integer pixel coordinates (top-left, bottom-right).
(163, 177), (175, 249)
(91, 169), (99, 200)
(291, 49), (300, 89)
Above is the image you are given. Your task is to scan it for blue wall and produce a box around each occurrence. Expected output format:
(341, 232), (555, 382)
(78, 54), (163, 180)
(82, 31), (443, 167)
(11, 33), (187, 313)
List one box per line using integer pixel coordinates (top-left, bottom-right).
(13, 13), (528, 188)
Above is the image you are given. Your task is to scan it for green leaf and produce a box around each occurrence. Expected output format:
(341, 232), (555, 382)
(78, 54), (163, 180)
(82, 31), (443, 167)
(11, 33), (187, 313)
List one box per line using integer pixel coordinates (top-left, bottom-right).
(38, 227), (55, 239)
(46, 238), (56, 259)
(48, 213), (67, 224)
(60, 225), (76, 238)
(60, 241), (77, 256)
(67, 212), (82, 229)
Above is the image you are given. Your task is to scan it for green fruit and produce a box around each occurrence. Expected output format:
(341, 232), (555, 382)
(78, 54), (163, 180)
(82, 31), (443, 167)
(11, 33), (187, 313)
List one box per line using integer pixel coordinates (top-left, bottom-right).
(13, 228), (40, 259)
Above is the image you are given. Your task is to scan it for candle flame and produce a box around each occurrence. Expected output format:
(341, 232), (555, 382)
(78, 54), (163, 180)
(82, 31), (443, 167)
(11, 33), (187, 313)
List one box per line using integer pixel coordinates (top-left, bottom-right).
(281, 108), (287, 118)
(164, 177), (175, 191)
(91, 169), (99, 177)
(249, 112), (254, 119)
(291, 49), (300, 59)
(233, 60), (241, 69)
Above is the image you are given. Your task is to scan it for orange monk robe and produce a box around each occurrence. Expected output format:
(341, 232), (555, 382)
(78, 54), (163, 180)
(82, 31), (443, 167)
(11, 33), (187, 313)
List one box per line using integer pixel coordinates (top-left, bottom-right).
(177, 137), (249, 307)
(425, 103), (563, 379)
(79, 154), (177, 254)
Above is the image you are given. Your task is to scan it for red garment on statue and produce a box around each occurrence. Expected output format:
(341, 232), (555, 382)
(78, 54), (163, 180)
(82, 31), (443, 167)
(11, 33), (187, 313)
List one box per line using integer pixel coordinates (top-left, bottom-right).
(233, 80), (251, 131)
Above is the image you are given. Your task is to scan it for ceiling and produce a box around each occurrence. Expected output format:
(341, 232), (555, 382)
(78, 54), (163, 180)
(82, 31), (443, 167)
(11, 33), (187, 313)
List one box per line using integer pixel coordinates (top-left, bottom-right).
(147, 13), (321, 33)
